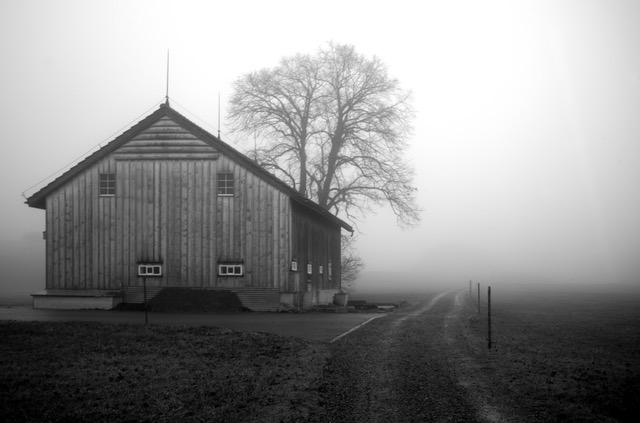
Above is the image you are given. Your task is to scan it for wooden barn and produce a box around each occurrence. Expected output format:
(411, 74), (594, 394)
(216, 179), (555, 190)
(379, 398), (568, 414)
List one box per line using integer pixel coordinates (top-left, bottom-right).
(25, 102), (352, 310)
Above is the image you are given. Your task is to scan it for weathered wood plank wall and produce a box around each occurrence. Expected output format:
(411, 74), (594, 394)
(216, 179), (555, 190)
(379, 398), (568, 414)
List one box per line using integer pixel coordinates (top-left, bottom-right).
(45, 117), (291, 290)
(289, 201), (342, 292)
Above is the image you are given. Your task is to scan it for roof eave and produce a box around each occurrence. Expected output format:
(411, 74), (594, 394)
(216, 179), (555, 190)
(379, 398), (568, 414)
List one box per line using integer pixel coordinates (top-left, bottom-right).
(25, 196), (46, 210)
(24, 104), (355, 232)
(24, 106), (167, 209)
(290, 196), (353, 233)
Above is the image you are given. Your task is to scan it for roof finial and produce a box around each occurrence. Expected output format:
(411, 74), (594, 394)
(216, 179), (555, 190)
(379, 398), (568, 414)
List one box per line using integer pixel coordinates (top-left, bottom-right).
(165, 49), (170, 106)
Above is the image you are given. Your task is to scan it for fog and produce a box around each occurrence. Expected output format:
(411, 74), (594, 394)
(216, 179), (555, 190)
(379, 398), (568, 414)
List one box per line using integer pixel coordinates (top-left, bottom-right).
(1, 0), (639, 301)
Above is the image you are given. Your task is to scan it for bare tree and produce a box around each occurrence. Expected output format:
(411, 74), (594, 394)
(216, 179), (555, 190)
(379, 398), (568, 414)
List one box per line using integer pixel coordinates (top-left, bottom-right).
(340, 234), (365, 291)
(228, 42), (420, 228)
(228, 53), (322, 197)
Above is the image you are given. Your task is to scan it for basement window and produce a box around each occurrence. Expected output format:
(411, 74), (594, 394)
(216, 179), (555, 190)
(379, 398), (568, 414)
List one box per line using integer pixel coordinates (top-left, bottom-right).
(218, 263), (244, 276)
(217, 172), (234, 196)
(99, 173), (116, 196)
(138, 263), (162, 277)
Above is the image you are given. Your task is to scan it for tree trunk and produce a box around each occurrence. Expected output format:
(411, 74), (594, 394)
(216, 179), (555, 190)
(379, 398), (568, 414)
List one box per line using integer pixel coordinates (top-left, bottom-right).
(298, 147), (307, 197)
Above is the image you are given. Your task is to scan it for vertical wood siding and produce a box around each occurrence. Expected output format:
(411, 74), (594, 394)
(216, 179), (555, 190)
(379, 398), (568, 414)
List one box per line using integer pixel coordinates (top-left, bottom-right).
(45, 117), (291, 290)
(289, 201), (342, 292)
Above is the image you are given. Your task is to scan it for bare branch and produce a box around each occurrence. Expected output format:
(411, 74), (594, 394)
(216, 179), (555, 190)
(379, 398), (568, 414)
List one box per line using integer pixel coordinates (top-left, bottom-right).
(227, 42), (421, 229)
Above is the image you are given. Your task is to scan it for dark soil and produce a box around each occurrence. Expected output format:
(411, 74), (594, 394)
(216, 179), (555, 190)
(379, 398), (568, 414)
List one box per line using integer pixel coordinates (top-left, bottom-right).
(0, 321), (327, 422)
(468, 288), (640, 422)
(114, 288), (246, 312)
(3, 288), (638, 422)
(316, 288), (640, 422)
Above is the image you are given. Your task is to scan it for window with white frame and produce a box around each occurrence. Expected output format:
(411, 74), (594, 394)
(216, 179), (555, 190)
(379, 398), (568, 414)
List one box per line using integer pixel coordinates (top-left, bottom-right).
(307, 263), (313, 275)
(328, 261), (333, 280)
(217, 172), (234, 196)
(291, 259), (298, 271)
(99, 173), (116, 196)
(138, 263), (162, 277)
(319, 264), (324, 275)
(218, 263), (243, 276)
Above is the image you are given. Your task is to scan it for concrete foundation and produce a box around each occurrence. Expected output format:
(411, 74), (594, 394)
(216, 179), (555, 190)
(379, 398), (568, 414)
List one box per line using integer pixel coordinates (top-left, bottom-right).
(317, 289), (340, 305)
(30, 288), (339, 311)
(32, 290), (122, 310)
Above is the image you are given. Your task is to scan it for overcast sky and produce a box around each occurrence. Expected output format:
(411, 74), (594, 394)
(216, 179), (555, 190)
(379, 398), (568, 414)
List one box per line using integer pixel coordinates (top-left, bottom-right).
(1, 0), (639, 296)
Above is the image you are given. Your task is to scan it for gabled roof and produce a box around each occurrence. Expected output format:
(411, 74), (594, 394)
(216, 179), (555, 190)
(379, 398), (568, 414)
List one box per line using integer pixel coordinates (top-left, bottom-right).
(25, 103), (353, 232)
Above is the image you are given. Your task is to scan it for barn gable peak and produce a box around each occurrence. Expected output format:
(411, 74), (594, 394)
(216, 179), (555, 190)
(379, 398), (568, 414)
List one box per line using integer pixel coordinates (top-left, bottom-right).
(24, 102), (352, 232)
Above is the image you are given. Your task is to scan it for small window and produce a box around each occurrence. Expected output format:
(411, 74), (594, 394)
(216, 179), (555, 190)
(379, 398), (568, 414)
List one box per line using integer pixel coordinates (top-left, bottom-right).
(99, 173), (116, 196)
(319, 264), (324, 275)
(217, 173), (234, 196)
(307, 263), (313, 275)
(138, 264), (162, 277)
(291, 259), (298, 272)
(328, 261), (333, 280)
(218, 263), (243, 276)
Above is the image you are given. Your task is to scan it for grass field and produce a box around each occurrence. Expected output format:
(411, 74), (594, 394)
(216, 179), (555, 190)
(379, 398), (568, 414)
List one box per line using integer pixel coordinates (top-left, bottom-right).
(2, 285), (639, 422)
(464, 286), (640, 422)
(0, 322), (328, 422)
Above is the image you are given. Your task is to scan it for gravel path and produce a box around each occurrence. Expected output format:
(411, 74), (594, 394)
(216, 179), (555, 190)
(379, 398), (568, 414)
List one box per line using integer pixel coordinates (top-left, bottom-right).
(316, 289), (515, 422)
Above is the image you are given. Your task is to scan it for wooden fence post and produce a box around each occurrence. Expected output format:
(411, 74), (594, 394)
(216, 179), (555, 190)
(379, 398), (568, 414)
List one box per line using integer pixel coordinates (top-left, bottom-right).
(488, 285), (492, 349)
(143, 275), (148, 325)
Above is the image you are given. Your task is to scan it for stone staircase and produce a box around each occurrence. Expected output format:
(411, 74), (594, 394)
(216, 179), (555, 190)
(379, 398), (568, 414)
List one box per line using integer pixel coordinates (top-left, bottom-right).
(121, 286), (281, 312)
(230, 288), (281, 312)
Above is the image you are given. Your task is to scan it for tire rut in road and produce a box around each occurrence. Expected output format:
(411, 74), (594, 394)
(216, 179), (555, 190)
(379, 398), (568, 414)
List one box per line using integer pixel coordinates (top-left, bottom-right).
(391, 290), (479, 422)
(317, 290), (480, 422)
(441, 290), (515, 423)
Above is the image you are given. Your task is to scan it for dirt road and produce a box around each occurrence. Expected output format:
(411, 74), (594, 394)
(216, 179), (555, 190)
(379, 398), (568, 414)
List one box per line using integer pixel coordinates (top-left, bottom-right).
(316, 289), (514, 423)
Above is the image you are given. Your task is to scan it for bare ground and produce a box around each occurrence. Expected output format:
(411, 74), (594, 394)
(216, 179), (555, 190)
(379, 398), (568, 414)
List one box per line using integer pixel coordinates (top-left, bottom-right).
(317, 289), (505, 422)
(317, 288), (640, 422)
(3, 288), (638, 422)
